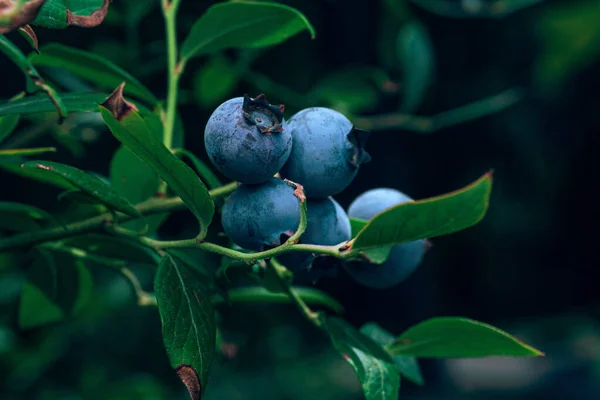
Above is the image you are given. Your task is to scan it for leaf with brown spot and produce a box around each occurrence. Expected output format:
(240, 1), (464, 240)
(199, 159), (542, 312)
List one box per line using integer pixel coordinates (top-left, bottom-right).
(66, 0), (108, 27)
(101, 82), (139, 121)
(176, 365), (202, 400)
(100, 87), (214, 237)
(32, 0), (111, 30)
(155, 255), (216, 399)
(0, 0), (46, 34)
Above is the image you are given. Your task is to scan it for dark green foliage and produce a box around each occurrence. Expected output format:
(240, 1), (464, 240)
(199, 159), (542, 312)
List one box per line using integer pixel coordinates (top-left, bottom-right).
(0, 1), (558, 399)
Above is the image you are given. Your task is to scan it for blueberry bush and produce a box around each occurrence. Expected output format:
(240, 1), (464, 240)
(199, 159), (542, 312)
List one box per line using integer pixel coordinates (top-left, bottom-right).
(0, 1), (545, 399)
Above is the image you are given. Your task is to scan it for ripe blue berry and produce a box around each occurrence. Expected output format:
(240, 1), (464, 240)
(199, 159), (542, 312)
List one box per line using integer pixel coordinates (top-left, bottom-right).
(221, 178), (300, 251)
(280, 107), (371, 198)
(281, 197), (352, 282)
(205, 94), (292, 184)
(345, 188), (428, 289)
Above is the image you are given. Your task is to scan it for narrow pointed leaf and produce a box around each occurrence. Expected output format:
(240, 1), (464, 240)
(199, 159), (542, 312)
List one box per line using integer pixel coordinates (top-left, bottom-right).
(0, 146), (56, 157)
(0, 160), (76, 189)
(155, 255), (216, 400)
(360, 323), (424, 386)
(389, 317), (544, 358)
(30, 43), (157, 104)
(181, 1), (315, 61)
(19, 249), (93, 329)
(352, 172), (492, 250)
(0, 92), (152, 117)
(0, 34), (66, 118)
(325, 317), (400, 400)
(21, 160), (142, 218)
(100, 89), (214, 236)
(0, 92), (106, 117)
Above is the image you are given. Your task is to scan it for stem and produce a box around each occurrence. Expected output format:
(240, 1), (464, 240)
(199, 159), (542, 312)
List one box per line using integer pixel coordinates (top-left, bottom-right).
(143, 181), (333, 263)
(219, 286), (344, 315)
(268, 258), (323, 327)
(354, 88), (522, 133)
(0, 182), (238, 252)
(42, 243), (156, 307)
(161, 0), (183, 151)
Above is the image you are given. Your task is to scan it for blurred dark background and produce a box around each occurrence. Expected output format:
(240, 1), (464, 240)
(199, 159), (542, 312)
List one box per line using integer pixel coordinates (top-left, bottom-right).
(1, 0), (600, 399)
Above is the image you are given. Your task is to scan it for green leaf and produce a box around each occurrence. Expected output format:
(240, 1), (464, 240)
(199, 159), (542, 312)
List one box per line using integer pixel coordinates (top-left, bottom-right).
(0, 161), (77, 190)
(100, 102), (214, 237)
(388, 317), (544, 358)
(225, 286), (345, 315)
(325, 317), (400, 400)
(397, 21), (435, 112)
(0, 114), (20, 144)
(0, 147), (56, 157)
(30, 43), (157, 104)
(0, 202), (59, 232)
(360, 323), (424, 386)
(0, 92), (106, 117)
(0, 35), (67, 118)
(110, 145), (166, 233)
(33, 0), (111, 29)
(155, 255), (216, 399)
(62, 233), (161, 265)
(57, 189), (103, 205)
(21, 160), (142, 218)
(19, 249), (93, 329)
(181, 1), (315, 61)
(193, 56), (239, 109)
(173, 148), (222, 190)
(350, 217), (392, 264)
(352, 172), (492, 251)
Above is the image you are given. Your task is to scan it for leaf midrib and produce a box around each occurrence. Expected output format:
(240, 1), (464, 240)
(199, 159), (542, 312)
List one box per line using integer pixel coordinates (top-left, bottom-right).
(172, 259), (205, 370)
(184, 13), (286, 58)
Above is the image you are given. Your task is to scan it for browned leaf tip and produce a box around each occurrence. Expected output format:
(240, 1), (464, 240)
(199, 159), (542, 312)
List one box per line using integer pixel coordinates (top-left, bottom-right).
(18, 24), (39, 53)
(66, 0), (110, 27)
(0, 0), (47, 34)
(101, 82), (138, 121)
(176, 364), (202, 400)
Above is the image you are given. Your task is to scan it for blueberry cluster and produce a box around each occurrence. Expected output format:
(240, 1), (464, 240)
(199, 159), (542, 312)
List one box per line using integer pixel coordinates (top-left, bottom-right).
(205, 94), (427, 288)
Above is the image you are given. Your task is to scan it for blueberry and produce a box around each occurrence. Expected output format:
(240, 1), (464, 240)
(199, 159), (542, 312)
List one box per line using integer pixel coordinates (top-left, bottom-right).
(344, 188), (428, 289)
(205, 94), (292, 184)
(221, 178), (300, 251)
(280, 107), (371, 198)
(280, 197), (352, 283)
